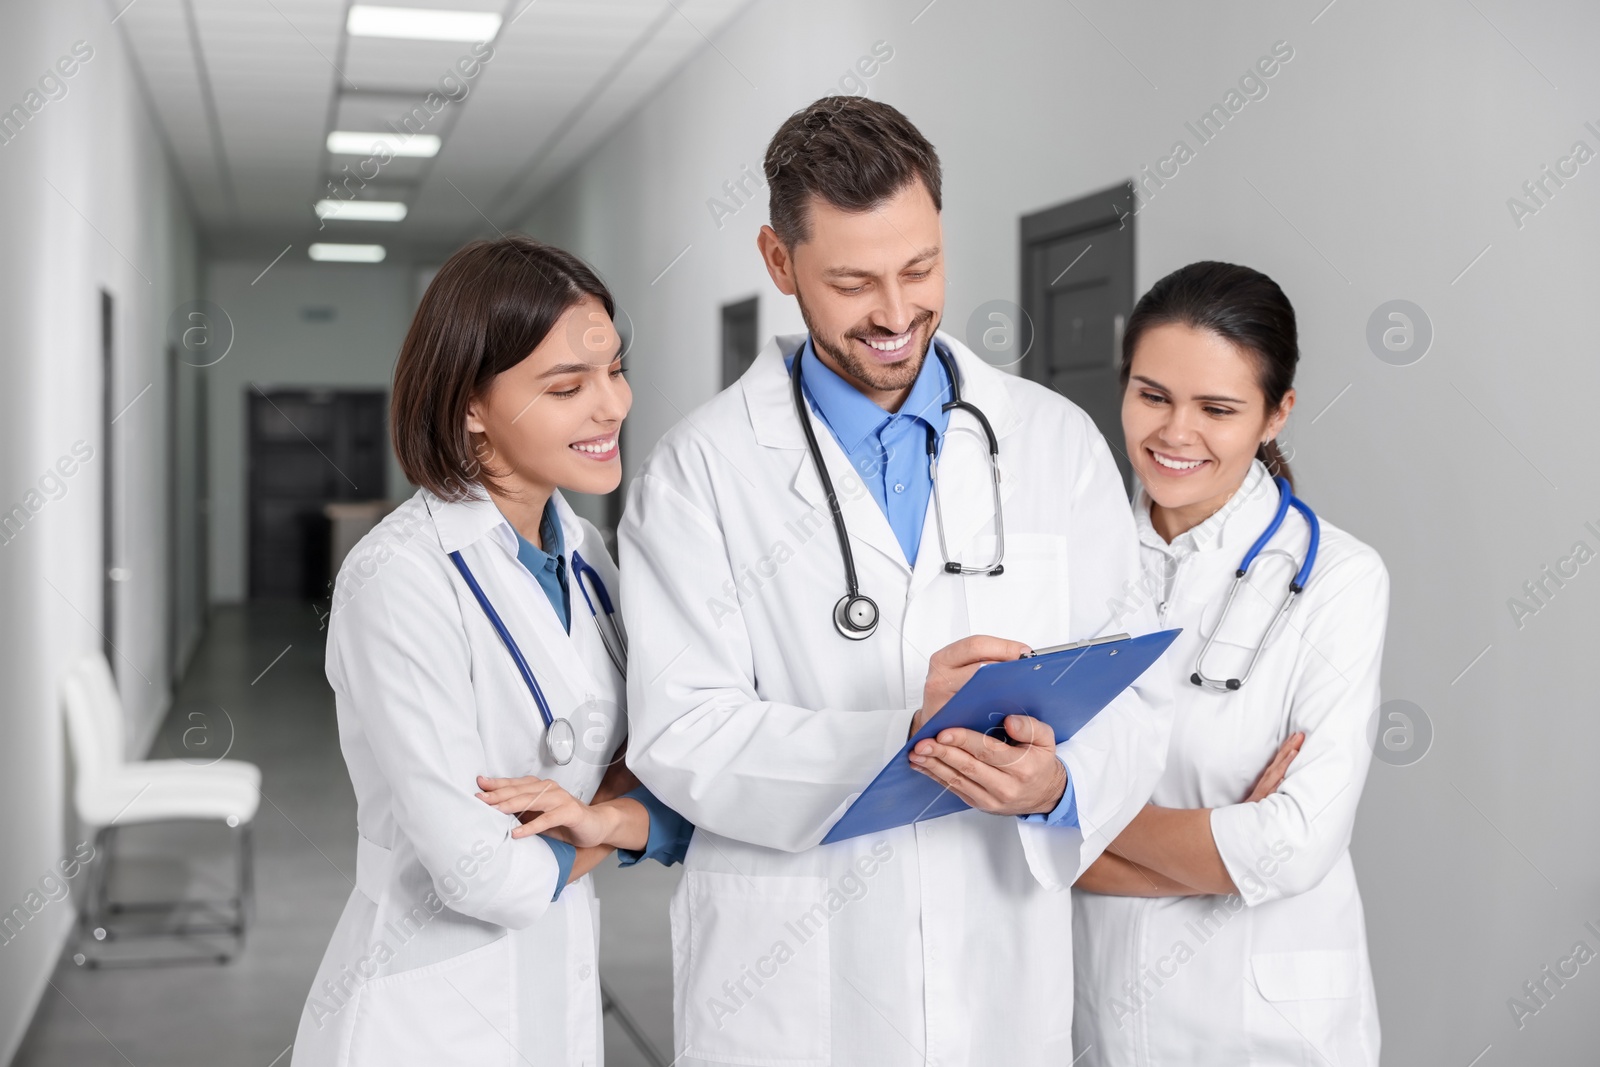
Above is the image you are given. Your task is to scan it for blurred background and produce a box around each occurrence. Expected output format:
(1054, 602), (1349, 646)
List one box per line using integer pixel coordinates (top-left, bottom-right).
(1, 0), (1597, 1063)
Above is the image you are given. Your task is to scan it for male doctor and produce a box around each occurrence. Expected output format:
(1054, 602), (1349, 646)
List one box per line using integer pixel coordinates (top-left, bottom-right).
(621, 96), (1174, 1065)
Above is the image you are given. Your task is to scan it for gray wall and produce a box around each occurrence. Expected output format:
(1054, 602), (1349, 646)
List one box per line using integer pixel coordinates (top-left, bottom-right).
(521, 0), (1600, 1059)
(0, 0), (202, 1057)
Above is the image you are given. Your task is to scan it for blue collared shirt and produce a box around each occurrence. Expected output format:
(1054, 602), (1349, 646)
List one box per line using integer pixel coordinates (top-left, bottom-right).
(794, 336), (951, 566)
(508, 500), (571, 632)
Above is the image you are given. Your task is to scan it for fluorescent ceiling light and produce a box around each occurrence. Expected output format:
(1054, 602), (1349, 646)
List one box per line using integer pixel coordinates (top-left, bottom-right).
(347, 5), (501, 41)
(327, 131), (441, 158)
(315, 200), (408, 222)
(310, 243), (387, 263)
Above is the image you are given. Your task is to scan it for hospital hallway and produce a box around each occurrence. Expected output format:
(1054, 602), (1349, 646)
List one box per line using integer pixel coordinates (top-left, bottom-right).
(9, 603), (677, 1067)
(4, 0), (1600, 1063)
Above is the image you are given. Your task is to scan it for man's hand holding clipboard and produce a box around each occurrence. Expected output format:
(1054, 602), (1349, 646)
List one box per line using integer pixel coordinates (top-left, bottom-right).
(908, 635), (1070, 817)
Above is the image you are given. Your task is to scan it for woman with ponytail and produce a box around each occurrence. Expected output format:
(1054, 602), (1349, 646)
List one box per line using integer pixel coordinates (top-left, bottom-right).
(1071, 262), (1388, 1065)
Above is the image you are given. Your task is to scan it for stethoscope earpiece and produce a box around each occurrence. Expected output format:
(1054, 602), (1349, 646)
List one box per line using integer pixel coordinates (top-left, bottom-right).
(834, 594), (879, 640)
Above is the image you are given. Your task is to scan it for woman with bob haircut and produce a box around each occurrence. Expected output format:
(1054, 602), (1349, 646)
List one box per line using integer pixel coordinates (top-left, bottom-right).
(293, 234), (690, 1067)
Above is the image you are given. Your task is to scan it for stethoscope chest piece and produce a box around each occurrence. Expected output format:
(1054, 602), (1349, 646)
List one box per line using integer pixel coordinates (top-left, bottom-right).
(834, 593), (879, 640)
(545, 718), (576, 766)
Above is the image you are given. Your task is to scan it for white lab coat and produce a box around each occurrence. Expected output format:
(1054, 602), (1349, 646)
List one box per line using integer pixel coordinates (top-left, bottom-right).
(1072, 459), (1388, 1066)
(293, 489), (626, 1067)
(620, 331), (1175, 1067)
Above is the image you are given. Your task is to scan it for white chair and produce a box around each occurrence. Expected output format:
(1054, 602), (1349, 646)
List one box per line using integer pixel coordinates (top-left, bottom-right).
(61, 652), (261, 966)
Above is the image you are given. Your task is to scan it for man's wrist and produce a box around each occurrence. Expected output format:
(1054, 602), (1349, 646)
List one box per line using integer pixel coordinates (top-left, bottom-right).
(1035, 758), (1068, 815)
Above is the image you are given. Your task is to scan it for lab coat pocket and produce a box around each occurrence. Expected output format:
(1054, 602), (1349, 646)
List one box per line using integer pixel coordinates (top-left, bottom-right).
(1247, 949), (1366, 1065)
(961, 533), (1069, 651)
(679, 872), (831, 1066)
(346, 934), (515, 1067)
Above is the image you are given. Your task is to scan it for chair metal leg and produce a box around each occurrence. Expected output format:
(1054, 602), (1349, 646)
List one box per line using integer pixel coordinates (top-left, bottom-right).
(231, 823), (253, 953)
(73, 820), (254, 968)
(80, 826), (115, 943)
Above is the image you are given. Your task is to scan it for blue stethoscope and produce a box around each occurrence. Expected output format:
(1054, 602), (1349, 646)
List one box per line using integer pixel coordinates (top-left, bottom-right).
(448, 548), (628, 765)
(1190, 476), (1320, 692)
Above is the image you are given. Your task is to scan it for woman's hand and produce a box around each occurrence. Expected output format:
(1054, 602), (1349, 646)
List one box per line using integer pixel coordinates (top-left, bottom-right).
(1243, 731), (1304, 803)
(475, 775), (622, 847)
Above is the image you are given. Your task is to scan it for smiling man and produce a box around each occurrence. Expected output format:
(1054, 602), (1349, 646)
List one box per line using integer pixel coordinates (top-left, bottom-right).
(621, 96), (1174, 1066)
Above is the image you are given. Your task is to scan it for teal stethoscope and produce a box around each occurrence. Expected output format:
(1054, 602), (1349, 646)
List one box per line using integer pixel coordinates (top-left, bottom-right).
(448, 548), (628, 765)
(1190, 476), (1320, 692)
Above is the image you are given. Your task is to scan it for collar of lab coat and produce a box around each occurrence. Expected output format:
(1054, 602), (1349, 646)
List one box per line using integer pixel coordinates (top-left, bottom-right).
(425, 487), (587, 561)
(1132, 458), (1279, 558)
(741, 329), (1021, 450)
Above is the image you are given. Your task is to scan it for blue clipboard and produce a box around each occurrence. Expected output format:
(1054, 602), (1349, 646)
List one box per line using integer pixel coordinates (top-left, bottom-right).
(821, 629), (1181, 845)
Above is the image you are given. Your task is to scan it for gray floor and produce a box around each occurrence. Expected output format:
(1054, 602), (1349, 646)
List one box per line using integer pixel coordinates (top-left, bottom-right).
(12, 603), (679, 1067)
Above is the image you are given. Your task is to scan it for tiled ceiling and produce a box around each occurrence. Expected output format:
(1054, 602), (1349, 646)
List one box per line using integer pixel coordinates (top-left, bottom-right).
(118, 0), (752, 246)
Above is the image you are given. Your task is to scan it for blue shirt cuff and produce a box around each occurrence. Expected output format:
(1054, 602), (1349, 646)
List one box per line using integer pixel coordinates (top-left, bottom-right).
(616, 785), (694, 868)
(540, 835), (577, 900)
(1021, 756), (1079, 828)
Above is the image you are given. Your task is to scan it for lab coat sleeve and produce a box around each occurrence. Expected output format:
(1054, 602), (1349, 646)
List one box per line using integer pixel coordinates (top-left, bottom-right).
(331, 551), (562, 928)
(620, 468), (914, 852)
(1209, 549), (1390, 905)
(1017, 413), (1177, 891)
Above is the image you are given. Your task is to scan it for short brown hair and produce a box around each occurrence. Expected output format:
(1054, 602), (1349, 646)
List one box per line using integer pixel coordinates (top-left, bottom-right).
(763, 96), (942, 246)
(391, 235), (614, 500)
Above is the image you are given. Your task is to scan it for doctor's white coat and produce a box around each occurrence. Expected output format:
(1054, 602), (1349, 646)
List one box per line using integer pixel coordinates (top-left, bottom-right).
(293, 490), (626, 1067)
(1072, 460), (1389, 1066)
(620, 331), (1176, 1067)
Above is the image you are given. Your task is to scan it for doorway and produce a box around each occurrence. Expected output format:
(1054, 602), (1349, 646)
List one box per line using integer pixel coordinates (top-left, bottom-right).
(720, 295), (759, 388)
(100, 290), (119, 676)
(246, 388), (387, 600)
(1019, 182), (1136, 487)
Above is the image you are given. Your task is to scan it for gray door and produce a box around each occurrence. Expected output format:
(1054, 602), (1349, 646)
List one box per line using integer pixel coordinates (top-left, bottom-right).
(100, 289), (120, 675)
(247, 389), (387, 600)
(1019, 182), (1135, 488)
(720, 296), (759, 388)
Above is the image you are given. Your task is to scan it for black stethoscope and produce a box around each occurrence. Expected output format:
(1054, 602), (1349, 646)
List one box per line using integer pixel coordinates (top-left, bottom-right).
(448, 547), (627, 765)
(790, 340), (1006, 642)
(1189, 476), (1320, 691)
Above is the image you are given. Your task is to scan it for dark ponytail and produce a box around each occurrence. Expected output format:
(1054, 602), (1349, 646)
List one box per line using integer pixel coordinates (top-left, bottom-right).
(1119, 261), (1298, 491)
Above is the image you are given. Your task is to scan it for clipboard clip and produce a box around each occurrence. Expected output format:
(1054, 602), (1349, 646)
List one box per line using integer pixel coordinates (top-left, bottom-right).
(1021, 633), (1131, 658)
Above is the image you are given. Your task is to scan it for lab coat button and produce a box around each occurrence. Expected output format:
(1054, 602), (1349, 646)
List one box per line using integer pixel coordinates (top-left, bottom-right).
(578, 964), (592, 980)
